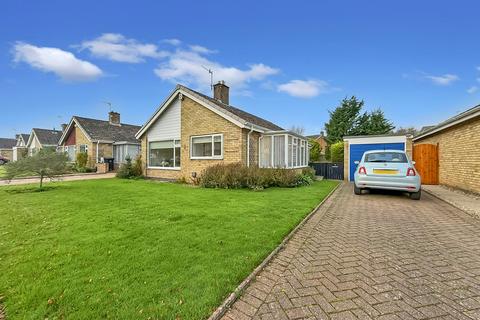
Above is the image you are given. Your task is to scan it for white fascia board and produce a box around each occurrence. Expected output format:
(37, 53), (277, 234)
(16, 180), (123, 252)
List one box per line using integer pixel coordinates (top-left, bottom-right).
(344, 135), (407, 145)
(136, 88), (256, 139)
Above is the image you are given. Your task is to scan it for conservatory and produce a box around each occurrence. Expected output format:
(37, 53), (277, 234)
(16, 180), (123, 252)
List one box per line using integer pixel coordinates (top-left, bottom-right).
(259, 133), (309, 169)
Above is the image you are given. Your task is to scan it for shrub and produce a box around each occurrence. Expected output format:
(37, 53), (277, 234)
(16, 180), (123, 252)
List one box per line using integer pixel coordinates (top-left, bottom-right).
(309, 139), (322, 162)
(116, 155), (143, 179)
(330, 141), (344, 163)
(199, 163), (315, 190)
(75, 152), (88, 169)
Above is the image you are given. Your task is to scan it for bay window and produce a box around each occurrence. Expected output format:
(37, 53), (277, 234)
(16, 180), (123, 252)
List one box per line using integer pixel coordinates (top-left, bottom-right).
(191, 134), (223, 159)
(149, 140), (181, 168)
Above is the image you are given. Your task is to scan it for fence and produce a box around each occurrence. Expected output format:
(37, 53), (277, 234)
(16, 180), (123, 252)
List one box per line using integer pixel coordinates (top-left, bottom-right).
(310, 162), (344, 180)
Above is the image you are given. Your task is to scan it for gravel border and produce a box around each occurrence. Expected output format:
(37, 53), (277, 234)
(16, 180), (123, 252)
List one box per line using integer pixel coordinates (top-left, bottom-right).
(208, 182), (342, 320)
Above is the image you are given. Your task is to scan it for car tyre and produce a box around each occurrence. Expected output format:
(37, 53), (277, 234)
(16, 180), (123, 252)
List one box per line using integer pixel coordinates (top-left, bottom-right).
(354, 185), (362, 195)
(410, 189), (421, 200)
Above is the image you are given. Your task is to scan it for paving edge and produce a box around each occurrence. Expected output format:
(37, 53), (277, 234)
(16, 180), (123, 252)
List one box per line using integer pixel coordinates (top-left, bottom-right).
(423, 188), (479, 219)
(207, 181), (342, 320)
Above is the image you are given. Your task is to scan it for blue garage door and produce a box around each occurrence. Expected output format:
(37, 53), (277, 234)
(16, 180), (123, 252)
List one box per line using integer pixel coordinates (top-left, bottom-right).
(349, 143), (405, 181)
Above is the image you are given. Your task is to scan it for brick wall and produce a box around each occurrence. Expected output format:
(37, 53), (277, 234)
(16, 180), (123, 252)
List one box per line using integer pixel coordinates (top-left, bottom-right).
(343, 141), (349, 181)
(414, 117), (480, 194)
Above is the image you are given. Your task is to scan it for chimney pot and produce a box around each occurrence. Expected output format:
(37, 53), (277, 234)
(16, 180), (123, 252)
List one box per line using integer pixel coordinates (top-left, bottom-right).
(61, 123), (68, 132)
(109, 111), (121, 126)
(213, 81), (229, 105)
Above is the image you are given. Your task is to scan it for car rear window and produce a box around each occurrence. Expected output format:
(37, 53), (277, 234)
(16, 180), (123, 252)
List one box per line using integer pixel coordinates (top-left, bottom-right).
(364, 152), (407, 163)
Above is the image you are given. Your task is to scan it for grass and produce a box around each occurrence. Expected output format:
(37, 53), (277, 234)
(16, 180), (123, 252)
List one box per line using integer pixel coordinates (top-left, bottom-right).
(0, 178), (338, 319)
(0, 166), (5, 178)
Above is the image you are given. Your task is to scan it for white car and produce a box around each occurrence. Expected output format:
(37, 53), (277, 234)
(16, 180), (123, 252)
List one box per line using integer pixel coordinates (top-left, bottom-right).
(354, 150), (421, 200)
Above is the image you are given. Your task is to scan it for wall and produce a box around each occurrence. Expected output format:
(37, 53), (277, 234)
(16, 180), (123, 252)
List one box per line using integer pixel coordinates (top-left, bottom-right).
(414, 117), (480, 194)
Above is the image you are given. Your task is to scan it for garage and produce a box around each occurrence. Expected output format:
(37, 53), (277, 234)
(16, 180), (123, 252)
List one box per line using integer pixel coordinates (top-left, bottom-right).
(343, 135), (412, 181)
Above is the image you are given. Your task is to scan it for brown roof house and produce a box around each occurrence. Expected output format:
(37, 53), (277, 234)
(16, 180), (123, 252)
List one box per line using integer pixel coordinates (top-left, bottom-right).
(306, 131), (328, 155)
(0, 138), (16, 161)
(413, 104), (480, 193)
(135, 82), (310, 181)
(58, 112), (141, 169)
(12, 133), (30, 161)
(26, 128), (63, 156)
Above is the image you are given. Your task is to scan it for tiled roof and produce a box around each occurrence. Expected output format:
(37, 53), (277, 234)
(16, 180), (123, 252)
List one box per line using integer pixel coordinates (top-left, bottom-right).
(32, 128), (63, 145)
(0, 138), (16, 149)
(178, 85), (284, 131)
(74, 116), (141, 143)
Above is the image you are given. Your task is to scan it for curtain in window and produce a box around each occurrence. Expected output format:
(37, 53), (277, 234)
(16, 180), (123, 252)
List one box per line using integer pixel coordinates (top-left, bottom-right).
(273, 135), (285, 168)
(259, 136), (272, 168)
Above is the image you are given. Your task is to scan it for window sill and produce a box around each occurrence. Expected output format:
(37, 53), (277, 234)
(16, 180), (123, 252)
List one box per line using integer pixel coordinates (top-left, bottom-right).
(190, 157), (224, 160)
(147, 166), (181, 171)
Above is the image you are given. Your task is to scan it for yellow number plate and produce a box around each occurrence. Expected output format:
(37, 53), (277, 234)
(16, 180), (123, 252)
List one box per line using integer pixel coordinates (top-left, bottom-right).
(373, 169), (398, 175)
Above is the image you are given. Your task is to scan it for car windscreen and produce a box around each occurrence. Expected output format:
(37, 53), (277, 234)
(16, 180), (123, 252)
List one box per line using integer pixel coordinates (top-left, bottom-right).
(364, 152), (407, 163)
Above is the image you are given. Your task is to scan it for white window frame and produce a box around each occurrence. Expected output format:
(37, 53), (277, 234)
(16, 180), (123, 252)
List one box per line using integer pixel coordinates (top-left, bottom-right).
(147, 139), (181, 170)
(79, 144), (88, 153)
(259, 133), (309, 169)
(190, 134), (223, 160)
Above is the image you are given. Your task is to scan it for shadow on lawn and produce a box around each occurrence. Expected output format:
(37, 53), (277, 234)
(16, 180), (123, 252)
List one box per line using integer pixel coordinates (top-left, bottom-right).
(3, 185), (64, 194)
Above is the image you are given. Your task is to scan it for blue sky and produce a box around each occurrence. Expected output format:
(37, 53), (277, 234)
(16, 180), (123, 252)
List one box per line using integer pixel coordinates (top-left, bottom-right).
(1, 0), (479, 138)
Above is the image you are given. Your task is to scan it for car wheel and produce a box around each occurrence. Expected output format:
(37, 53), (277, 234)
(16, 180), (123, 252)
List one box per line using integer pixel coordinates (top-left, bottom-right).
(354, 185), (362, 195)
(410, 189), (421, 200)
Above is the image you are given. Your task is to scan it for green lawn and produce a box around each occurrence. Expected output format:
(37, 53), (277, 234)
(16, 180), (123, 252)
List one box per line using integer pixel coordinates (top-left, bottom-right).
(0, 179), (338, 319)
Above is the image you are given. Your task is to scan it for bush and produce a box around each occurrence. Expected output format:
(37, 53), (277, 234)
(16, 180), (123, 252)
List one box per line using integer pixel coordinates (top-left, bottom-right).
(116, 155), (143, 179)
(199, 163), (315, 190)
(76, 152), (88, 169)
(330, 141), (344, 163)
(309, 139), (322, 162)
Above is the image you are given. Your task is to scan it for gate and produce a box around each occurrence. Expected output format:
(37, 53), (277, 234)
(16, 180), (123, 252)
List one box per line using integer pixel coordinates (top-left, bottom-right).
(310, 162), (344, 180)
(412, 144), (438, 185)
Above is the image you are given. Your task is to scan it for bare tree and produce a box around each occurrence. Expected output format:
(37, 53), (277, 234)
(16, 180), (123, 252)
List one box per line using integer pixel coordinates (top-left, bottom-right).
(289, 125), (305, 135)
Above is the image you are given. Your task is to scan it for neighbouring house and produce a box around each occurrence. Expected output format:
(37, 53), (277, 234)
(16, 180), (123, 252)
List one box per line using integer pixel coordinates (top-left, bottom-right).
(58, 112), (141, 169)
(26, 128), (63, 156)
(306, 131), (328, 155)
(135, 81), (310, 181)
(12, 133), (30, 161)
(413, 104), (480, 193)
(0, 138), (16, 160)
(343, 134), (413, 181)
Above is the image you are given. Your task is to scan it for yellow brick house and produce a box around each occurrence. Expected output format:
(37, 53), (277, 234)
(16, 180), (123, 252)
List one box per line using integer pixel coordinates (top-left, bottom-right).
(135, 82), (310, 181)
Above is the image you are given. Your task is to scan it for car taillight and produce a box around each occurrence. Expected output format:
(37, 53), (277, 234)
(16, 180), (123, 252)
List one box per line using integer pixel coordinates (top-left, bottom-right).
(358, 166), (367, 175)
(407, 168), (416, 176)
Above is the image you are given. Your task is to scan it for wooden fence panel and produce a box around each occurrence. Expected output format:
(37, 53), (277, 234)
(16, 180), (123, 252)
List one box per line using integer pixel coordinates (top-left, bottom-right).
(413, 144), (439, 185)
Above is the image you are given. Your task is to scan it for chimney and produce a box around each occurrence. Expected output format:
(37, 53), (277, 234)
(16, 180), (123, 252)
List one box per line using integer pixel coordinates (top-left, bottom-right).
(109, 111), (121, 126)
(61, 123), (68, 132)
(320, 131), (325, 137)
(213, 80), (229, 105)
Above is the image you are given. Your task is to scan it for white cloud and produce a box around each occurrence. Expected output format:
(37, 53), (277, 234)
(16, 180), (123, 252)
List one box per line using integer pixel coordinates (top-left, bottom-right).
(163, 38), (181, 46)
(80, 33), (168, 63)
(189, 45), (216, 54)
(277, 79), (330, 98)
(13, 42), (102, 81)
(154, 48), (279, 92)
(424, 73), (459, 86)
(467, 86), (478, 94)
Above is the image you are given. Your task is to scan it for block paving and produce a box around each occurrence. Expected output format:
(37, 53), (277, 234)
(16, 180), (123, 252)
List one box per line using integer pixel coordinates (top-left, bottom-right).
(221, 184), (480, 319)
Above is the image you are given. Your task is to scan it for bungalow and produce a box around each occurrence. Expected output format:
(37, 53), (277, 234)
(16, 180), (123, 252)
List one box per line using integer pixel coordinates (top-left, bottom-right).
(12, 133), (30, 161)
(0, 138), (16, 161)
(26, 128), (63, 156)
(135, 82), (310, 181)
(58, 112), (141, 168)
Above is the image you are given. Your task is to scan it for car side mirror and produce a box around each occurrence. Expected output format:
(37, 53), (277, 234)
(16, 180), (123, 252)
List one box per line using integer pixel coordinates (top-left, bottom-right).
(412, 161), (416, 165)
(354, 160), (360, 165)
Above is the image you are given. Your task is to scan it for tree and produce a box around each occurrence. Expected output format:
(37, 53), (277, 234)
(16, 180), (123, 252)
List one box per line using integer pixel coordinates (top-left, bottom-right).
(330, 141), (344, 163)
(325, 96), (363, 143)
(289, 125), (305, 135)
(309, 139), (322, 162)
(325, 97), (395, 143)
(394, 126), (418, 136)
(5, 149), (69, 189)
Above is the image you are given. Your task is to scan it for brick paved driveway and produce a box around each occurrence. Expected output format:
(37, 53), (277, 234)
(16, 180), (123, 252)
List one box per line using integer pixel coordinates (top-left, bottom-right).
(222, 183), (480, 320)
